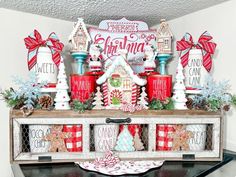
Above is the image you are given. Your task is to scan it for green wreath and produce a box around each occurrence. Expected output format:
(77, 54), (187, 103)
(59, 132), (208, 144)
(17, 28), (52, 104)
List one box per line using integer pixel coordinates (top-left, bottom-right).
(109, 77), (122, 87)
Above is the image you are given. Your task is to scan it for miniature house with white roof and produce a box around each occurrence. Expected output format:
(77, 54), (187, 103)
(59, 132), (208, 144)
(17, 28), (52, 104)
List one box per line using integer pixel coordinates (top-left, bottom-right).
(156, 19), (173, 54)
(96, 54), (147, 109)
(68, 18), (91, 52)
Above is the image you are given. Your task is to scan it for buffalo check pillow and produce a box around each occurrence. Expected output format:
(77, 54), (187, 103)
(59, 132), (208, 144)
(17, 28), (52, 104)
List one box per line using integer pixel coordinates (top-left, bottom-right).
(156, 124), (174, 151)
(63, 125), (83, 152)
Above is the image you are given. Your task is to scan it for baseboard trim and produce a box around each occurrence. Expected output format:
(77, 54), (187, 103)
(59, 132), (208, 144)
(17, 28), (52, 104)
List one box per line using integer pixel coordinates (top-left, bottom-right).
(225, 140), (236, 152)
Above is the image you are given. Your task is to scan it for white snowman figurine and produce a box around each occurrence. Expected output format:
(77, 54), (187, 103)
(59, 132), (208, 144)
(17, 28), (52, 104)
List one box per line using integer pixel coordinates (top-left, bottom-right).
(88, 44), (103, 72)
(143, 45), (156, 72)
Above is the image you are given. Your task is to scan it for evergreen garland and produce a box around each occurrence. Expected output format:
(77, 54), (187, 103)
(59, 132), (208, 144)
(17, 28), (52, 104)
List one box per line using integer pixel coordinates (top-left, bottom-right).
(149, 98), (174, 110)
(71, 94), (94, 113)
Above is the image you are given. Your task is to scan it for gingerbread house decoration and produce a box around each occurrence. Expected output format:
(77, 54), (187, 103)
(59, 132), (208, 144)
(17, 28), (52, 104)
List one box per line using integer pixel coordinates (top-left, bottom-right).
(68, 18), (91, 52)
(156, 19), (173, 54)
(96, 54), (147, 109)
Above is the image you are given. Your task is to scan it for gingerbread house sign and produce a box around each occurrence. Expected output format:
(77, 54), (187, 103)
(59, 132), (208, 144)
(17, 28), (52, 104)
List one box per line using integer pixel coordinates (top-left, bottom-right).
(157, 19), (173, 54)
(69, 18), (91, 52)
(96, 53), (146, 109)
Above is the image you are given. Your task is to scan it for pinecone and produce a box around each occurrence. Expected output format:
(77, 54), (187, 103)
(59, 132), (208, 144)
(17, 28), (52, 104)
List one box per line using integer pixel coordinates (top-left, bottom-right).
(194, 99), (209, 111)
(186, 98), (193, 109)
(223, 105), (230, 111)
(201, 100), (210, 111)
(38, 95), (53, 109)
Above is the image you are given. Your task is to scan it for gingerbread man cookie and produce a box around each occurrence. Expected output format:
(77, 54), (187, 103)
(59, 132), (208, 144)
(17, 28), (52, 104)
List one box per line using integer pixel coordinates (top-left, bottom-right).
(170, 124), (193, 151)
(43, 125), (72, 152)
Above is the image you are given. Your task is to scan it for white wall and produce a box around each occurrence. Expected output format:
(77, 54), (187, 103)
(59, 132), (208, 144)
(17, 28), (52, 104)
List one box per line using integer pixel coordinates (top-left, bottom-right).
(0, 8), (73, 177)
(153, 0), (236, 151)
(1, 1), (236, 176)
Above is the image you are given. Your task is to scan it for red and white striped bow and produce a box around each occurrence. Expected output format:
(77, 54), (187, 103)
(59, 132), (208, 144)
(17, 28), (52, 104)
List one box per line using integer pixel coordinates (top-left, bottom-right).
(176, 31), (217, 72)
(24, 29), (64, 70)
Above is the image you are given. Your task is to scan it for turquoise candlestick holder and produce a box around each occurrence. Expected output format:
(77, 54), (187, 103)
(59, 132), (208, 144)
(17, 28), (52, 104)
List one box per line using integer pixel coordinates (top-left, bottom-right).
(71, 51), (88, 75)
(156, 53), (172, 75)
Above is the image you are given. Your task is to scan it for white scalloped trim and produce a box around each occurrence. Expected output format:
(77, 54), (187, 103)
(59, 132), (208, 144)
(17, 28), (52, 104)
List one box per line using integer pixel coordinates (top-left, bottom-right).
(96, 55), (147, 86)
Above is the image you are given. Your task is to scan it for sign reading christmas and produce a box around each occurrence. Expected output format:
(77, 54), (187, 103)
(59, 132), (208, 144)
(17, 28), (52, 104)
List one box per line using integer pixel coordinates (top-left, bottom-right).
(89, 18), (156, 73)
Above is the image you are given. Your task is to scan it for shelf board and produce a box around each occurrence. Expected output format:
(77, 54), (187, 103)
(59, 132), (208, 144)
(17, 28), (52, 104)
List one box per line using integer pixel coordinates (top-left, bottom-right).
(10, 109), (221, 118)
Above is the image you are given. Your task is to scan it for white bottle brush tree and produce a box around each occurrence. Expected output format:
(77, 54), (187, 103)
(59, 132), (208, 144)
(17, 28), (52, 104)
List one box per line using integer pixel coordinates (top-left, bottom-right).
(93, 86), (104, 109)
(54, 57), (70, 110)
(172, 58), (187, 109)
(138, 87), (148, 109)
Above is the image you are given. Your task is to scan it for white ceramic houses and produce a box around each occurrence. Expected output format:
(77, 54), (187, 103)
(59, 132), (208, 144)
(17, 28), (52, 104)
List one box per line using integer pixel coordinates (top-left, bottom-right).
(156, 19), (173, 54)
(68, 18), (91, 53)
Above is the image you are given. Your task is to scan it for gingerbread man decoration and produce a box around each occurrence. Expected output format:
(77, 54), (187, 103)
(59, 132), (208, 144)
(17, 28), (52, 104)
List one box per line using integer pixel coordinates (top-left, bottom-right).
(43, 125), (72, 152)
(169, 125), (193, 151)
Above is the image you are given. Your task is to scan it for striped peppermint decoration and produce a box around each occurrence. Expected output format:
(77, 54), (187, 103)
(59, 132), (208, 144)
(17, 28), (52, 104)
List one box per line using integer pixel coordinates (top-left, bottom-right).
(102, 82), (108, 107)
(131, 84), (137, 105)
(176, 31), (216, 72)
(24, 29), (64, 70)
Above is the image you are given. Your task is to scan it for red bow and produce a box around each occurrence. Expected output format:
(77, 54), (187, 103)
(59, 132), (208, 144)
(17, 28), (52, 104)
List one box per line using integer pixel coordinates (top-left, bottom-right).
(176, 31), (217, 72)
(24, 30), (64, 70)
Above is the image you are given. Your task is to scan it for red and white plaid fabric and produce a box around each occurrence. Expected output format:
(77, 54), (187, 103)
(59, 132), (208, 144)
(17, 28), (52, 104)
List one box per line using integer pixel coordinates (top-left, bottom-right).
(119, 124), (142, 137)
(156, 125), (174, 151)
(63, 125), (83, 152)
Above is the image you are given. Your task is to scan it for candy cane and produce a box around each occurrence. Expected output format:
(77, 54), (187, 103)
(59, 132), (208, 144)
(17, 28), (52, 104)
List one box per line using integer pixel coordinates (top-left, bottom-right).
(131, 84), (137, 105)
(102, 82), (108, 107)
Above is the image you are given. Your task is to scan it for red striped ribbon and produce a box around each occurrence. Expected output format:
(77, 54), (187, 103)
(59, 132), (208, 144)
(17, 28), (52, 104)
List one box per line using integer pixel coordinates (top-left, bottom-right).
(176, 31), (217, 72)
(24, 29), (64, 70)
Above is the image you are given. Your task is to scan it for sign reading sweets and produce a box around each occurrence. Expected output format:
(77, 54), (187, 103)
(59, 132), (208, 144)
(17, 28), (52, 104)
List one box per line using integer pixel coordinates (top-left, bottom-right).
(89, 18), (156, 73)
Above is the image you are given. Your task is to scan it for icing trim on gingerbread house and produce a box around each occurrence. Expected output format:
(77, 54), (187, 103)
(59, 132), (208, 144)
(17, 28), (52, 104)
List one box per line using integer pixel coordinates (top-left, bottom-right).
(96, 55), (147, 86)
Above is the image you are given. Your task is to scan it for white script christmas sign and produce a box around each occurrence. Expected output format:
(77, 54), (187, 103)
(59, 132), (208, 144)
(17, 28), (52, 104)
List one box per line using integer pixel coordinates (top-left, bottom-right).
(89, 18), (156, 73)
